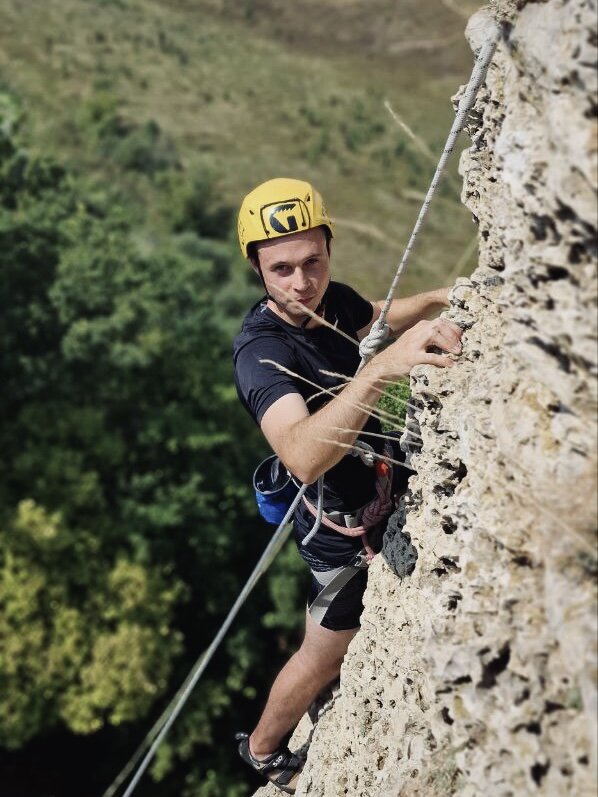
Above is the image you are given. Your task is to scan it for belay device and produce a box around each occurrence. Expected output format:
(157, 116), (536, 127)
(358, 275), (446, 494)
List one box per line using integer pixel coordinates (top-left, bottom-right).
(253, 455), (300, 525)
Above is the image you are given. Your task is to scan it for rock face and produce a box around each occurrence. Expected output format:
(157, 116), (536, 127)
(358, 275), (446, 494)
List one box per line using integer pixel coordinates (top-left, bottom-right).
(255, 1), (597, 794)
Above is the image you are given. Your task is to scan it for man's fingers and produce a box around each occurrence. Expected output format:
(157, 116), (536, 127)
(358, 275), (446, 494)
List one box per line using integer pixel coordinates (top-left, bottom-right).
(442, 320), (463, 336)
(435, 328), (462, 354)
(426, 321), (462, 354)
(423, 319), (464, 365)
(420, 353), (455, 369)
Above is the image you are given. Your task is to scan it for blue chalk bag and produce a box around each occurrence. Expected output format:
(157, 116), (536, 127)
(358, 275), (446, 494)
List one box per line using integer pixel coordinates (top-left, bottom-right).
(253, 455), (299, 525)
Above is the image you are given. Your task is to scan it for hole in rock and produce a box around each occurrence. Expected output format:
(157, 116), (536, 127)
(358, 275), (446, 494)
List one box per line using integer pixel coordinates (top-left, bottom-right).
(569, 242), (587, 264)
(452, 675), (472, 685)
(442, 517), (457, 534)
(584, 98), (597, 119)
(447, 595), (460, 611)
(555, 201), (576, 222)
(441, 707), (454, 725)
(512, 554), (533, 567)
(531, 760), (550, 786)
(454, 461), (468, 481)
(514, 687), (531, 705)
(514, 720), (541, 735)
(478, 643), (511, 689)
(440, 557), (461, 572)
(530, 214), (560, 242)
(527, 336), (571, 373)
(545, 266), (569, 282)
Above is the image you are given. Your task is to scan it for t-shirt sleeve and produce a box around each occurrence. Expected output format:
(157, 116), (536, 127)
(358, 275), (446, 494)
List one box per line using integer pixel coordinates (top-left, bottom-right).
(234, 336), (302, 425)
(332, 282), (374, 334)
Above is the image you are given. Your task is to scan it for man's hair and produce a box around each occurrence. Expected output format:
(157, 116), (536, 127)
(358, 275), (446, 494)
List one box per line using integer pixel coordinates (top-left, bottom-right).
(248, 226), (332, 269)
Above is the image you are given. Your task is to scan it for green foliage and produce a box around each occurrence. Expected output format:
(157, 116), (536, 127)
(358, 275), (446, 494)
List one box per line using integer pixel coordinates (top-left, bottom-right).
(0, 115), (284, 796)
(160, 171), (235, 240)
(340, 99), (386, 153)
(263, 539), (310, 631)
(183, 768), (248, 797)
(0, 501), (182, 746)
(78, 91), (178, 175)
(378, 378), (411, 429)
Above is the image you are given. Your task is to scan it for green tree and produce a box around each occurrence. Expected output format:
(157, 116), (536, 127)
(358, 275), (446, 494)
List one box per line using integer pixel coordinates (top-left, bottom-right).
(0, 117), (301, 795)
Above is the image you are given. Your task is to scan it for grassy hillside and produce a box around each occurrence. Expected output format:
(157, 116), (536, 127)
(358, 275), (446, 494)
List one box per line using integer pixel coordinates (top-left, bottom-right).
(0, 0), (483, 298)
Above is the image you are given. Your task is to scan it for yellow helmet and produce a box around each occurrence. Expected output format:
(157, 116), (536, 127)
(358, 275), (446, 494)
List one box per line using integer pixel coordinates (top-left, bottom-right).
(238, 177), (333, 258)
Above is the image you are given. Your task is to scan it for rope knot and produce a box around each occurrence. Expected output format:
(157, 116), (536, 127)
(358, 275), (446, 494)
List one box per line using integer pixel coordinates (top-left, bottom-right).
(360, 472), (393, 531)
(358, 320), (390, 361)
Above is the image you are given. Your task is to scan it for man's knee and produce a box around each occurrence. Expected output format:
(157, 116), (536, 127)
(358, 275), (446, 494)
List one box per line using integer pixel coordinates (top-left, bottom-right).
(294, 643), (345, 680)
(297, 621), (356, 672)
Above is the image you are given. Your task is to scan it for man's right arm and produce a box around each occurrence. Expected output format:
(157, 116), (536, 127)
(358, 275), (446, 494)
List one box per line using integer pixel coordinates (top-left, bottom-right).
(260, 318), (462, 485)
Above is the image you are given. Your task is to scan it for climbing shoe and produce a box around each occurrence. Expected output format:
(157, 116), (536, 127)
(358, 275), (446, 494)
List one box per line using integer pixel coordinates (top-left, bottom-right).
(235, 732), (304, 794)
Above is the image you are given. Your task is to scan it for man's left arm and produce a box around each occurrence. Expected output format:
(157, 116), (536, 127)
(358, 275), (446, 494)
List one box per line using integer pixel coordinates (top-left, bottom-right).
(358, 287), (450, 340)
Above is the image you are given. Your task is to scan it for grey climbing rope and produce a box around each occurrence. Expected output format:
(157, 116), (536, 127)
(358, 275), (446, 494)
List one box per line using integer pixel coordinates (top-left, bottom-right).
(104, 483), (309, 797)
(301, 474), (325, 547)
(305, 25), (500, 543)
(357, 23), (500, 372)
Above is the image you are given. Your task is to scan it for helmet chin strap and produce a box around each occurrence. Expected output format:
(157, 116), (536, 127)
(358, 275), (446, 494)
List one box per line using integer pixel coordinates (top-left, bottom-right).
(256, 265), (274, 302)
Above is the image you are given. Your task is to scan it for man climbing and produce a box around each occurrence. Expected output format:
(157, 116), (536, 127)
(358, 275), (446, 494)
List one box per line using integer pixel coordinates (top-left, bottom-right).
(232, 178), (462, 793)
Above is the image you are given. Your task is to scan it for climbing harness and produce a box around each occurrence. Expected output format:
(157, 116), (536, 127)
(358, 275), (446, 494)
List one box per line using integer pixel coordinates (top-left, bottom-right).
(302, 443), (395, 617)
(105, 22), (500, 796)
(301, 443), (394, 558)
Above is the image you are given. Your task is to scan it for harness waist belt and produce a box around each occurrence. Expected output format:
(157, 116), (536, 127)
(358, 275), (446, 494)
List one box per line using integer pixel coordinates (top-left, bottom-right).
(317, 501), (369, 528)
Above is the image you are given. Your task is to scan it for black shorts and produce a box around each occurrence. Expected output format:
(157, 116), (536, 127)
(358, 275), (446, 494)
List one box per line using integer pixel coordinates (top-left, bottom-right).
(307, 567), (369, 631)
(295, 438), (413, 631)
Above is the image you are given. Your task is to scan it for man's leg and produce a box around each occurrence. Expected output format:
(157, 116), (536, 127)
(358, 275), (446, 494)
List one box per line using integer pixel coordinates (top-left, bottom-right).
(249, 610), (358, 758)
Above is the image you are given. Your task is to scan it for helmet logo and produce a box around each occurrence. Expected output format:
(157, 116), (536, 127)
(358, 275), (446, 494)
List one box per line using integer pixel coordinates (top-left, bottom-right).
(260, 199), (310, 237)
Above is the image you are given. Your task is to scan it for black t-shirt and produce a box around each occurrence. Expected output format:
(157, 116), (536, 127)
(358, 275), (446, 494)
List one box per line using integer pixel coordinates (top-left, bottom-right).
(233, 281), (385, 515)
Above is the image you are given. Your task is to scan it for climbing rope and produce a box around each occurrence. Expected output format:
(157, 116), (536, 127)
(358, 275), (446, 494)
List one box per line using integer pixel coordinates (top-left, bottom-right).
(357, 24), (500, 373)
(103, 484), (308, 797)
(302, 22), (500, 547)
(105, 22), (500, 796)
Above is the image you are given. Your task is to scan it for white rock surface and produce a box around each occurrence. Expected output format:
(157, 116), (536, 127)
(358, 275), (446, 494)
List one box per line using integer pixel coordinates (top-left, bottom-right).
(255, 1), (597, 794)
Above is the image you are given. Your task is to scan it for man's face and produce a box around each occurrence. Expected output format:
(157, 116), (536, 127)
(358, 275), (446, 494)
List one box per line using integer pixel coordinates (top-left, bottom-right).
(254, 227), (331, 326)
